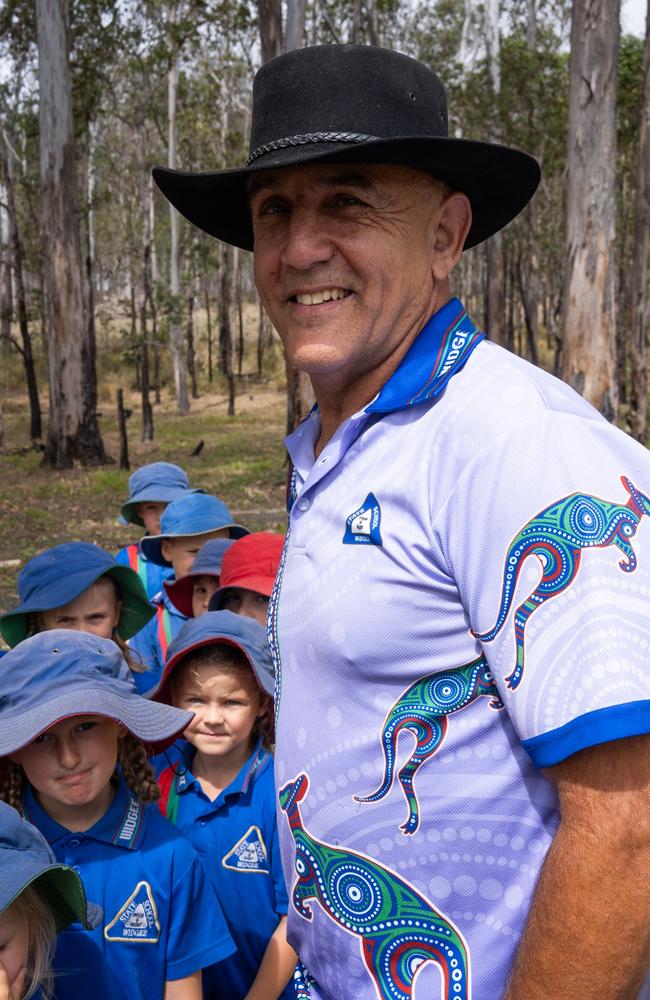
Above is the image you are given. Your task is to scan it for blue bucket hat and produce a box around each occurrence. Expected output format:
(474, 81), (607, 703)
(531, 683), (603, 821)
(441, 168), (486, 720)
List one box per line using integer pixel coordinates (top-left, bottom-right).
(0, 800), (101, 930)
(164, 538), (236, 617)
(140, 494), (250, 566)
(0, 542), (155, 648)
(120, 462), (201, 527)
(0, 631), (193, 756)
(152, 611), (275, 704)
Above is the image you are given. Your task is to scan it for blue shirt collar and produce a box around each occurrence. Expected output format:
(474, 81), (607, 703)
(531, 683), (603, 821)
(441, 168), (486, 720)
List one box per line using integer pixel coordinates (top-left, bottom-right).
(175, 739), (270, 800)
(365, 298), (484, 414)
(23, 775), (145, 850)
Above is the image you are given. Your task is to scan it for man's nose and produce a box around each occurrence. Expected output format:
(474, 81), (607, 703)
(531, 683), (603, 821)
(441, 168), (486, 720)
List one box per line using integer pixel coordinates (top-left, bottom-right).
(281, 207), (334, 270)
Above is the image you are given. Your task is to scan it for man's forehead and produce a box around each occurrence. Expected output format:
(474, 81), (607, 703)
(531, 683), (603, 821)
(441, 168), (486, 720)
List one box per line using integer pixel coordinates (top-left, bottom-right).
(246, 163), (392, 199)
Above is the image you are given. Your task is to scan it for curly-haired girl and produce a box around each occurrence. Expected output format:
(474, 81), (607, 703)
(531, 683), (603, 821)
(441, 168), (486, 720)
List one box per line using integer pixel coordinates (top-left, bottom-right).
(0, 630), (234, 1000)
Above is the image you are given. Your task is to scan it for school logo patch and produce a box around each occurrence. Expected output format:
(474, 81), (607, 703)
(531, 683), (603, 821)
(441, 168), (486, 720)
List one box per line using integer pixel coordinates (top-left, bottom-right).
(343, 493), (382, 546)
(222, 826), (270, 873)
(104, 881), (160, 943)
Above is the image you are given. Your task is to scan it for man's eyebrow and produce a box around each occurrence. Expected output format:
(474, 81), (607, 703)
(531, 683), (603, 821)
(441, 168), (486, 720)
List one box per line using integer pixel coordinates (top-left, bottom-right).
(247, 170), (378, 199)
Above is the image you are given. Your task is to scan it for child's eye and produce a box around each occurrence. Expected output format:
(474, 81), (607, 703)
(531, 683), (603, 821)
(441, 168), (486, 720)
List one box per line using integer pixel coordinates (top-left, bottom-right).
(75, 722), (97, 734)
(33, 732), (53, 745)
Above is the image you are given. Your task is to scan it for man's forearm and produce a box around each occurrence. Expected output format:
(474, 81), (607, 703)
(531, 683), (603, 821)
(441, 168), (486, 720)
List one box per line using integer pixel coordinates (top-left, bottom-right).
(503, 818), (650, 999)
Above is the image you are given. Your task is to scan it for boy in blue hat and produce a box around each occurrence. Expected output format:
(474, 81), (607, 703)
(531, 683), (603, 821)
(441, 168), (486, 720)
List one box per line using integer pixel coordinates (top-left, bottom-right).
(0, 630), (235, 1000)
(164, 538), (235, 619)
(0, 800), (100, 999)
(154, 612), (296, 1000)
(0, 542), (154, 676)
(130, 494), (249, 694)
(116, 462), (199, 600)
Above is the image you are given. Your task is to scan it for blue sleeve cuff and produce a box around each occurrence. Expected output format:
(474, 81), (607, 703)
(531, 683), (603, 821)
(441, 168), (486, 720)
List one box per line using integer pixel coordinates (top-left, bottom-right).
(521, 700), (650, 768)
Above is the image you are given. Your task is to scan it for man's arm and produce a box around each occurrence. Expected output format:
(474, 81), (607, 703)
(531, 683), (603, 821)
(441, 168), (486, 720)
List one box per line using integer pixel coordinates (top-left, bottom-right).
(503, 733), (650, 1000)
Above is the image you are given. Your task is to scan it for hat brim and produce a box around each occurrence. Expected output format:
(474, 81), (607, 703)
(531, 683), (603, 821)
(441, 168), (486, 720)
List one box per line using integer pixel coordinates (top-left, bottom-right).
(141, 524), (250, 566)
(153, 136), (540, 252)
(0, 566), (154, 648)
(164, 575), (204, 618)
(0, 687), (193, 757)
(211, 576), (275, 609)
(153, 636), (274, 705)
(2, 863), (98, 931)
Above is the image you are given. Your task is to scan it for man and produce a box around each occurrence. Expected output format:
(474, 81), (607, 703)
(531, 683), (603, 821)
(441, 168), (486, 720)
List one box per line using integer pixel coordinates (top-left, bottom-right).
(154, 45), (650, 1000)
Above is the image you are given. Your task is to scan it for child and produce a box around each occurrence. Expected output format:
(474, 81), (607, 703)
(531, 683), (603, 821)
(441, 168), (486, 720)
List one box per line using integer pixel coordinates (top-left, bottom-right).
(0, 800), (98, 1000)
(209, 532), (284, 627)
(0, 543), (153, 675)
(116, 462), (199, 600)
(164, 538), (235, 619)
(154, 612), (296, 1000)
(0, 630), (235, 1000)
(131, 494), (249, 693)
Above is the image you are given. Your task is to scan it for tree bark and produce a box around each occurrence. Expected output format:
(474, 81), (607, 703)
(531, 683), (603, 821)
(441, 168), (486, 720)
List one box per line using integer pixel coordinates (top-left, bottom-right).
(561, 0), (620, 422)
(285, 0), (306, 50)
(187, 287), (198, 399)
(36, 0), (106, 467)
(257, 0), (282, 63)
(629, 0), (650, 442)
(141, 192), (154, 442)
(1, 130), (42, 440)
(167, 7), (190, 415)
(220, 244), (236, 416)
(205, 280), (213, 382)
(484, 0), (507, 347)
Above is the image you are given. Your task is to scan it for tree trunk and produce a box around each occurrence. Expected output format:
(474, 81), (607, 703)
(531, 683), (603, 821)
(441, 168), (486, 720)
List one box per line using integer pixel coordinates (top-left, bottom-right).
(561, 0), (620, 422)
(220, 244), (236, 416)
(0, 177), (12, 347)
(484, 0), (506, 347)
(1, 131), (42, 440)
(235, 248), (245, 376)
(141, 193), (154, 442)
(167, 13), (189, 415)
(285, 0), (306, 50)
(187, 288), (198, 399)
(629, 0), (650, 443)
(148, 174), (161, 405)
(256, 0), (282, 63)
(257, 299), (266, 376)
(205, 281), (213, 382)
(36, 0), (106, 467)
(83, 121), (99, 440)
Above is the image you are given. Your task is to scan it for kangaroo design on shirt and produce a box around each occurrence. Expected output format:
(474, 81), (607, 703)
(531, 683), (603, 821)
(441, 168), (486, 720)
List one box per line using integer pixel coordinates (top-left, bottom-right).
(280, 774), (471, 1000)
(473, 476), (650, 690)
(354, 656), (503, 835)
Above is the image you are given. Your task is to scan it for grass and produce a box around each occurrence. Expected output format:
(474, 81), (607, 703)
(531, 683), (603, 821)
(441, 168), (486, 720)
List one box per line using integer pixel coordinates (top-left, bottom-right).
(0, 347), (289, 619)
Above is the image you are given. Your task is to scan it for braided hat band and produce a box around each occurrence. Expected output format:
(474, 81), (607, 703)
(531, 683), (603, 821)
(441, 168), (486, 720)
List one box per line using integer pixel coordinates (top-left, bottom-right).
(246, 132), (379, 167)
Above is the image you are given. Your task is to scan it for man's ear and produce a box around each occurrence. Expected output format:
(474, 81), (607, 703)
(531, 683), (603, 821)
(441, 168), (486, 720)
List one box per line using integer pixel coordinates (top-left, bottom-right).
(431, 191), (472, 282)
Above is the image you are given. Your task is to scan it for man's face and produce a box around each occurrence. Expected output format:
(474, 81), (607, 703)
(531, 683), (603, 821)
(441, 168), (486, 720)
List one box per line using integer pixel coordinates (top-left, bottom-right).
(250, 163), (448, 399)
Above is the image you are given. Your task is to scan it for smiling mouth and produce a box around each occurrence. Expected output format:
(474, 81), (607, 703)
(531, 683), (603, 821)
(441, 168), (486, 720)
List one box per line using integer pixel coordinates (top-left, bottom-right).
(292, 288), (351, 305)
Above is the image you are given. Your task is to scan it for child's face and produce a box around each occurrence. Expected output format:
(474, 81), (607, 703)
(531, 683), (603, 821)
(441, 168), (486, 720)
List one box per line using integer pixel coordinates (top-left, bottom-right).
(220, 587), (270, 627)
(0, 905), (28, 997)
(38, 578), (121, 640)
(11, 716), (126, 827)
(161, 531), (229, 580)
(173, 660), (264, 767)
(191, 575), (220, 618)
(134, 501), (167, 536)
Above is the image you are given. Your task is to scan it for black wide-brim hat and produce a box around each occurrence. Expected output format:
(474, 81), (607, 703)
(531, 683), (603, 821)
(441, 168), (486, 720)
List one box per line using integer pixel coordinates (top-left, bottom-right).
(153, 44), (540, 251)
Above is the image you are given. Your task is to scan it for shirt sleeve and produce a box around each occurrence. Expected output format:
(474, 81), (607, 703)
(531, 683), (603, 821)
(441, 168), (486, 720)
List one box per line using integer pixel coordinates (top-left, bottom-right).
(437, 407), (650, 768)
(165, 835), (236, 981)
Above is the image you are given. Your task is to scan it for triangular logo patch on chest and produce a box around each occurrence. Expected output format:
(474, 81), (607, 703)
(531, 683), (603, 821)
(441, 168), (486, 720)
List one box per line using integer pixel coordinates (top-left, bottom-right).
(222, 825), (270, 873)
(104, 881), (161, 942)
(343, 492), (382, 546)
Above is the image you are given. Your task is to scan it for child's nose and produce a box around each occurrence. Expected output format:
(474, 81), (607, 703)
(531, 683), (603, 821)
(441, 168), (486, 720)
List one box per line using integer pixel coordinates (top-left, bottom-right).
(57, 738), (81, 768)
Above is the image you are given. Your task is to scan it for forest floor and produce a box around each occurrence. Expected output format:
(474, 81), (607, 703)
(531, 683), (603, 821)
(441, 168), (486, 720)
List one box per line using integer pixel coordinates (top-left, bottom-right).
(0, 371), (289, 621)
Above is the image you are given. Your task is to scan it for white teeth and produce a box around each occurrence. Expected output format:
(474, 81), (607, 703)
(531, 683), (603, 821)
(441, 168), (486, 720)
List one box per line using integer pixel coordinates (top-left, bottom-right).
(295, 289), (348, 305)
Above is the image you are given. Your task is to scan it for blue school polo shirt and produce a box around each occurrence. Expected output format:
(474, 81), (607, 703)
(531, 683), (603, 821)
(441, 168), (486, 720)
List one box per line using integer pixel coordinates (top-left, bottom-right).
(23, 777), (234, 1000)
(129, 588), (187, 695)
(271, 297), (650, 999)
(116, 542), (173, 601)
(160, 741), (293, 1000)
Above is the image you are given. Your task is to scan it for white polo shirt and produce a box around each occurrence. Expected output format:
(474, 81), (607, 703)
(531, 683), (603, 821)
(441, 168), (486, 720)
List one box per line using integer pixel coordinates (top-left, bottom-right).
(270, 298), (650, 1000)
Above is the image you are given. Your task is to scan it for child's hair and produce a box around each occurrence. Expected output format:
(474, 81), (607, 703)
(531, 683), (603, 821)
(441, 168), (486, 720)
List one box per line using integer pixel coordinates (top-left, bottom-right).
(26, 575), (146, 675)
(172, 645), (274, 750)
(0, 731), (160, 812)
(7, 886), (57, 1000)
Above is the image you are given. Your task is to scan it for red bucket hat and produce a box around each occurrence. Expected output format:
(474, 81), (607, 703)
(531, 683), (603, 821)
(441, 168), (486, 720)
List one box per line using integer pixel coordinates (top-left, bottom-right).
(209, 533), (285, 609)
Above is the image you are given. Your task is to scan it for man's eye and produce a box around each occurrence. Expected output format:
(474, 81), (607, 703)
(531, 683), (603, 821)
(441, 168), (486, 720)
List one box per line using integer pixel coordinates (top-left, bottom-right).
(333, 194), (362, 207)
(258, 199), (289, 217)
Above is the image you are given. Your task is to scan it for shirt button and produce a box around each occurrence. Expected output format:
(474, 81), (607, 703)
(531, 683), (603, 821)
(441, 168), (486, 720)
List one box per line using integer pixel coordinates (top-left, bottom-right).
(68, 838), (81, 848)
(297, 497), (311, 511)
(200, 820), (207, 827)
